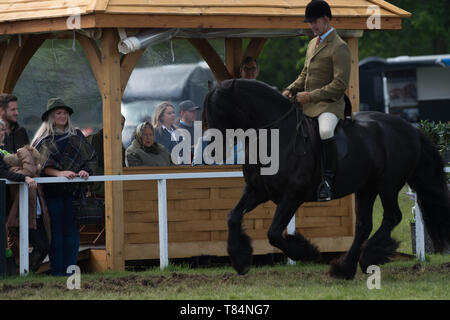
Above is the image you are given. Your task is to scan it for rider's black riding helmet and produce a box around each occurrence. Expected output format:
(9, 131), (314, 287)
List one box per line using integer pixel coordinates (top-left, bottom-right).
(304, 0), (333, 23)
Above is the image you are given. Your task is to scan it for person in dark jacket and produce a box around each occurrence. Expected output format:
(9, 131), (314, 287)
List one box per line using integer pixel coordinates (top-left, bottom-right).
(88, 114), (126, 198)
(32, 98), (97, 276)
(152, 101), (178, 154)
(1, 119), (39, 273)
(0, 94), (29, 154)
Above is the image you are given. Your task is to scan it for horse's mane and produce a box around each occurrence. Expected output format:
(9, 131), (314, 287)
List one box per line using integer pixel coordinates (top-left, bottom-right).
(202, 79), (292, 130)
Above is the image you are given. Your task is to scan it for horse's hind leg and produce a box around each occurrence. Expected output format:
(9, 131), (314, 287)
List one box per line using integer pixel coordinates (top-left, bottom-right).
(330, 189), (377, 279)
(359, 188), (402, 273)
(228, 186), (265, 275)
(267, 199), (320, 262)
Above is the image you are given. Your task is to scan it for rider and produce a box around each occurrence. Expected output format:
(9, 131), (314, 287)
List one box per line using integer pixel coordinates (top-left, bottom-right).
(282, 0), (351, 201)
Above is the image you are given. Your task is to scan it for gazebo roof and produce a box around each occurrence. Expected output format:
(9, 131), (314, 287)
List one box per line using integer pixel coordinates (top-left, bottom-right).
(0, 0), (411, 34)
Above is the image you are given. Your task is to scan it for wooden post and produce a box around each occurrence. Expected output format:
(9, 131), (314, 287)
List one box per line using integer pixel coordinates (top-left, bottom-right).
(101, 29), (124, 271)
(344, 36), (360, 237)
(225, 38), (242, 78)
(344, 37), (360, 113)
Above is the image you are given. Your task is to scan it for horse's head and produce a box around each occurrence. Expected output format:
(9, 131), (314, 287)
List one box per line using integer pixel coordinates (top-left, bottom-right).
(202, 79), (292, 132)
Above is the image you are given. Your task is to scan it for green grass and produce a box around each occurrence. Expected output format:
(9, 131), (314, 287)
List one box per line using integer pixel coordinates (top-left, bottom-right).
(0, 256), (449, 299)
(1, 185), (448, 300)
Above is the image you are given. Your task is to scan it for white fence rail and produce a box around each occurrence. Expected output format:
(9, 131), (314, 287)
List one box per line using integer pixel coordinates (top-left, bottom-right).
(2, 167), (449, 275)
(2, 171), (244, 275)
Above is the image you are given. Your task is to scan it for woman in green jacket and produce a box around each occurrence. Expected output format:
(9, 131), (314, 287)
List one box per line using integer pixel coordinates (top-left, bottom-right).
(125, 122), (171, 167)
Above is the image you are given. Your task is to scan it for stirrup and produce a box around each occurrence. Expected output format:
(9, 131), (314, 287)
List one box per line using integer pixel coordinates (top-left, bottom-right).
(317, 180), (333, 202)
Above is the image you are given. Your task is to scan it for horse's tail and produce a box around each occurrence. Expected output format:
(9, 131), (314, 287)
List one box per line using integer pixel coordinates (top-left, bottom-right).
(407, 131), (450, 252)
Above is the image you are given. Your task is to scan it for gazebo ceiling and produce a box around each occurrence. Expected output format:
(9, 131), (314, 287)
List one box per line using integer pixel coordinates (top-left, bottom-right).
(0, 0), (410, 35)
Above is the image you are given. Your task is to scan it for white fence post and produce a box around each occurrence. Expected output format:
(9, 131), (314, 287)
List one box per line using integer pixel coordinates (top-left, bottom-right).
(157, 179), (169, 269)
(413, 167), (449, 261)
(19, 183), (29, 275)
(414, 199), (425, 261)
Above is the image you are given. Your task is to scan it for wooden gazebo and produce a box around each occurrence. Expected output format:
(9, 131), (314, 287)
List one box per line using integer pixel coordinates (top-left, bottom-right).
(0, 0), (410, 272)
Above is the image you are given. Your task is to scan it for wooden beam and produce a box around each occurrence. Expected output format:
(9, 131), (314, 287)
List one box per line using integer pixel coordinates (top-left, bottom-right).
(0, 14), (404, 35)
(0, 40), (7, 66)
(6, 33), (48, 93)
(225, 38), (242, 78)
(243, 38), (267, 61)
(101, 28), (124, 272)
(78, 34), (103, 95)
(0, 15), (96, 35)
(0, 35), (29, 93)
(188, 38), (232, 82)
(120, 48), (146, 96)
(94, 14), (404, 30)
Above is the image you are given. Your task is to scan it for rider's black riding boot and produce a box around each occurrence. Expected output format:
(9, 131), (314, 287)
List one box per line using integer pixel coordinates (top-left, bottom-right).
(318, 137), (337, 202)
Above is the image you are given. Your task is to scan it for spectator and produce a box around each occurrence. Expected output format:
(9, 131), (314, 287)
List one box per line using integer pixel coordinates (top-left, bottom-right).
(88, 114), (126, 198)
(152, 102), (178, 154)
(0, 94), (29, 153)
(31, 98), (97, 276)
(240, 56), (259, 80)
(177, 100), (199, 146)
(0, 120), (43, 273)
(177, 100), (200, 161)
(0, 94), (37, 273)
(125, 122), (171, 167)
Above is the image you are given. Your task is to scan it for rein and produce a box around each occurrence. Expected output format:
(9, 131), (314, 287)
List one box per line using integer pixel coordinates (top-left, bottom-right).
(260, 105), (296, 129)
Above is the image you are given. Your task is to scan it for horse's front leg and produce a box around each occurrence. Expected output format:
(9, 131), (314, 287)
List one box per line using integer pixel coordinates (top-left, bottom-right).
(267, 198), (321, 262)
(228, 185), (265, 275)
(329, 189), (377, 280)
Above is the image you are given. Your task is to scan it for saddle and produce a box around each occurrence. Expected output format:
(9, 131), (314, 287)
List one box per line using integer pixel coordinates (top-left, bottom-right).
(294, 95), (353, 160)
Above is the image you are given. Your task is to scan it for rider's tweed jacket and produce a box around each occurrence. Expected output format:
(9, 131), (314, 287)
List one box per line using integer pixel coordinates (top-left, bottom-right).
(287, 29), (351, 120)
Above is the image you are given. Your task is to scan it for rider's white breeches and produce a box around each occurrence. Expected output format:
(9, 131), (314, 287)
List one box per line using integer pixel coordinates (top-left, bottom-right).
(318, 112), (339, 140)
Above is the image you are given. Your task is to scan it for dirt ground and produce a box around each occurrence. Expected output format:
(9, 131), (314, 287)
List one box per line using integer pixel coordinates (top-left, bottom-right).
(1, 262), (449, 297)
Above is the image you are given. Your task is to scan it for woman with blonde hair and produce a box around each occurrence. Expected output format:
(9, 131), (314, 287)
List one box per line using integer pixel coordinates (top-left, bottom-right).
(152, 101), (178, 153)
(32, 98), (96, 276)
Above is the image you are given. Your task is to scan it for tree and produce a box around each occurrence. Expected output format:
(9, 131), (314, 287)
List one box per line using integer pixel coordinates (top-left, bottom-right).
(257, 36), (309, 90)
(359, 0), (450, 59)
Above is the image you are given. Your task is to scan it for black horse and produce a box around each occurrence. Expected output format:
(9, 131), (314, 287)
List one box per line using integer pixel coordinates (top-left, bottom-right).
(202, 79), (450, 280)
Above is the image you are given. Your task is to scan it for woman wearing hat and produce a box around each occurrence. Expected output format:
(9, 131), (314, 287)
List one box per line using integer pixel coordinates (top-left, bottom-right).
(31, 97), (97, 276)
(125, 121), (171, 167)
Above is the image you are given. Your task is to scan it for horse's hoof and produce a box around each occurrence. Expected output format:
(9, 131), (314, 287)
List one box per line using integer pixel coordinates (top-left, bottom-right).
(329, 259), (356, 280)
(359, 238), (399, 273)
(235, 264), (251, 276)
(230, 254), (252, 275)
(229, 246), (253, 275)
(228, 232), (253, 275)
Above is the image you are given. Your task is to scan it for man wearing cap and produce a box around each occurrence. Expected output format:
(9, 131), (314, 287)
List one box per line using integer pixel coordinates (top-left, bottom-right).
(178, 100), (200, 148)
(282, 0), (351, 201)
